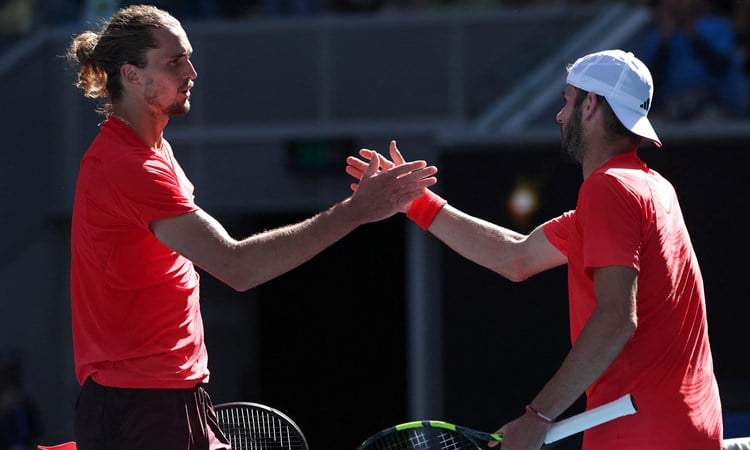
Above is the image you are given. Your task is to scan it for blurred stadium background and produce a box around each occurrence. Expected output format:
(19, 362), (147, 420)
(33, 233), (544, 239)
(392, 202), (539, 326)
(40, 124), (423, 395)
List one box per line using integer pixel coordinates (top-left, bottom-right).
(1, 1), (748, 449)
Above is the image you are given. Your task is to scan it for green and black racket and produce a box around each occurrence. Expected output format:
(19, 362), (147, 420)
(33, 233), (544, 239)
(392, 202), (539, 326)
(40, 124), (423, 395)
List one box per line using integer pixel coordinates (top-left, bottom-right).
(356, 393), (637, 450)
(357, 420), (500, 450)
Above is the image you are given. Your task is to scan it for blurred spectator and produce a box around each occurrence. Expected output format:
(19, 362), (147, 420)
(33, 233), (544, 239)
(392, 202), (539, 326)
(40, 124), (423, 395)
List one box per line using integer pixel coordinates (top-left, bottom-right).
(640, 0), (746, 121)
(0, 349), (41, 450)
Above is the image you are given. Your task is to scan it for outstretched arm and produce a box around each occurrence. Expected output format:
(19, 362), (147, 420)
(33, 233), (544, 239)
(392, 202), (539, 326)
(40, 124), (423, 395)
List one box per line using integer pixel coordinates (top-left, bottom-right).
(152, 151), (438, 291)
(347, 140), (566, 281)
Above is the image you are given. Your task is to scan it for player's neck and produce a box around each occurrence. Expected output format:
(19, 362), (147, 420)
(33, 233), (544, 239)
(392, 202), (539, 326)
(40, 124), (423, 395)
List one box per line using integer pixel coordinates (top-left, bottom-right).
(111, 106), (167, 150)
(581, 140), (636, 179)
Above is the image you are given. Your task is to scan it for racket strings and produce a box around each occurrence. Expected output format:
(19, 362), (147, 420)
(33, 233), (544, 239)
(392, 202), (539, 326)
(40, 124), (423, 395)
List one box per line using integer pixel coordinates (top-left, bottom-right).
(436, 431), (474, 450)
(216, 406), (305, 450)
(363, 428), (479, 450)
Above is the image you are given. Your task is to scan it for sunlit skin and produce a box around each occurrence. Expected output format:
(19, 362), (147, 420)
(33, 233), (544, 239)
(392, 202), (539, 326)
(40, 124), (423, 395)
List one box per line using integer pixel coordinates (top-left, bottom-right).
(113, 25), (197, 149)
(557, 85), (585, 164)
(141, 26), (197, 117)
(100, 17), (440, 294)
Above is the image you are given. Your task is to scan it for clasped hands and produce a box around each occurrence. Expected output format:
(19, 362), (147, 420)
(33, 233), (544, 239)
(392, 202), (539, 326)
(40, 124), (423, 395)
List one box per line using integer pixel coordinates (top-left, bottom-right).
(346, 139), (438, 215)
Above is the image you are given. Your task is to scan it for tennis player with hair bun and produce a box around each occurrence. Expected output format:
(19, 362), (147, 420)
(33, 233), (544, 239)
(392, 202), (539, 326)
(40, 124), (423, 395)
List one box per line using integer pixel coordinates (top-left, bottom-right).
(348, 50), (722, 450)
(64, 4), (438, 450)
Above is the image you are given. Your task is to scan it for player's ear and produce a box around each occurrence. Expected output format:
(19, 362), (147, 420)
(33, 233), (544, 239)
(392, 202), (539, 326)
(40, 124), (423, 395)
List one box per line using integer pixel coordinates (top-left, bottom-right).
(120, 63), (139, 85)
(582, 91), (600, 119)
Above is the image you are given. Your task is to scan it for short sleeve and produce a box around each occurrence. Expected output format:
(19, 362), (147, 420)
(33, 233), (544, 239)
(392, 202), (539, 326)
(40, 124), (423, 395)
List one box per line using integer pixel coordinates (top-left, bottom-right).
(105, 150), (197, 230)
(578, 173), (643, 276)
(543, 210), (575, 257)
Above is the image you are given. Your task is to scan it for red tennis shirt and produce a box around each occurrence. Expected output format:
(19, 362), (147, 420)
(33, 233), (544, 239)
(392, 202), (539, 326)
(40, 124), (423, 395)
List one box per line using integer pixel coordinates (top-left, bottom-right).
(543, 151), (722, 450)
(70, 117), (207, 389)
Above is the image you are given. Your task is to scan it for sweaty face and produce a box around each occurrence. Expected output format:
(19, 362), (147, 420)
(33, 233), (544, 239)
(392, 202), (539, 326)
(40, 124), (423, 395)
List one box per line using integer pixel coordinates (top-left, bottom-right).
(140, 26), (197, 117)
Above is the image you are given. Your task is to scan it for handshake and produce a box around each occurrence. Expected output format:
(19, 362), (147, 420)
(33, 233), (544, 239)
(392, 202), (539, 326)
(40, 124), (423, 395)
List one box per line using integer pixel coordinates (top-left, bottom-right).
(344, 139), (446, 230)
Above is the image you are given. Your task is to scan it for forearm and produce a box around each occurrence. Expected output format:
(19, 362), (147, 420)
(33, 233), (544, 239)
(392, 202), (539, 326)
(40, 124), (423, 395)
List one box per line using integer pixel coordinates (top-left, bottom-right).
(529, 304), (636, 419)
(427, 205), (526, 277)
(225, 198), (361, 290)
(428, 205), (564, 281)
(156, 202), (363, 292)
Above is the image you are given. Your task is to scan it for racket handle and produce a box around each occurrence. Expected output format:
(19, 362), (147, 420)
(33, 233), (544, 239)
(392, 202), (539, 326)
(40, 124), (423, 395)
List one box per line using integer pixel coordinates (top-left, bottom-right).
(544, 393), (637, 444)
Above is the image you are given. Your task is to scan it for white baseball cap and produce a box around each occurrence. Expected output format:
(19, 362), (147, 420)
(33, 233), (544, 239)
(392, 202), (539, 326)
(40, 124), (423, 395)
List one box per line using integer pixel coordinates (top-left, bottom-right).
(566, 49), (661, 147)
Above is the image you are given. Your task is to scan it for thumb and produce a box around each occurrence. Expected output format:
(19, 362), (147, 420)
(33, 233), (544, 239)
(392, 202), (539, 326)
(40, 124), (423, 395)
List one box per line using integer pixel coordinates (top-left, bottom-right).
(390, 139), (406, 165)
(364, 152), (380, 177)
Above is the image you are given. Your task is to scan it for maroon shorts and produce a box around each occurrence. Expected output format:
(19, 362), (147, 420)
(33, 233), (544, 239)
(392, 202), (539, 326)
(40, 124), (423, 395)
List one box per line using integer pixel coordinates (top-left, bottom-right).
(75, 377), (230, 450)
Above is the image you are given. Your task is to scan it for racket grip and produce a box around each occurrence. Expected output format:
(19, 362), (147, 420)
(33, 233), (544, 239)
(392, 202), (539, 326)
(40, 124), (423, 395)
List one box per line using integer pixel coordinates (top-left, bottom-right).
(544, 394), (637, 444)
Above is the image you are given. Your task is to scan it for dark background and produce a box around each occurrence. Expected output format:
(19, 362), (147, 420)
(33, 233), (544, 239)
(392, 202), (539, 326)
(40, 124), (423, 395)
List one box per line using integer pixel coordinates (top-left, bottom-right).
(2, 3), (749, 448)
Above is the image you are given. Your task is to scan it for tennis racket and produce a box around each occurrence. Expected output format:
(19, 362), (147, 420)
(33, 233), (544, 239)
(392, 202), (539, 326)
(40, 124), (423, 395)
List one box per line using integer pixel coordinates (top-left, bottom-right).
(356, 393), (637, 450)
(214, 401), (310, 450)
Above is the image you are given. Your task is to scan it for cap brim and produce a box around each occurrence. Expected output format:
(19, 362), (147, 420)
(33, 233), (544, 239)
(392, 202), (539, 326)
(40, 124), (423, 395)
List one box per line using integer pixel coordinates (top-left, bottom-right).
(609, 101), (662, 147)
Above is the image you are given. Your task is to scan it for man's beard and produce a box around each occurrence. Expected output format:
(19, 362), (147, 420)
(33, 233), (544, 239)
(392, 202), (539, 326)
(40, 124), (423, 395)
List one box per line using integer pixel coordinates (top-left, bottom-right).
(146, 91), (191, 117)
(166, 100), (190, 116)
(560, 104), (584, 164)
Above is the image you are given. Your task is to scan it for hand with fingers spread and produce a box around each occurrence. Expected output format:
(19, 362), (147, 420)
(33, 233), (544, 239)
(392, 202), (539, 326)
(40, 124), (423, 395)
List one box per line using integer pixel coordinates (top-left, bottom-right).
(346, 140), (407, 197)
(346, 147), (438, 224)
(346, 140), (447, 231)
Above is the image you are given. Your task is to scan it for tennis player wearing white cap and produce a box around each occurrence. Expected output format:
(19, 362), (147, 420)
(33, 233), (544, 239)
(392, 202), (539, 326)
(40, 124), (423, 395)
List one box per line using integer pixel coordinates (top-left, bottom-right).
(346, 49), (722, 450)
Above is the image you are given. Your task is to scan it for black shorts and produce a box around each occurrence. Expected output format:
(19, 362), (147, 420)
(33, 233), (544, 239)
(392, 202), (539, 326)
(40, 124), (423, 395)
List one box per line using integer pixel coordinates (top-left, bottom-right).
(75, 377), (231, 450)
